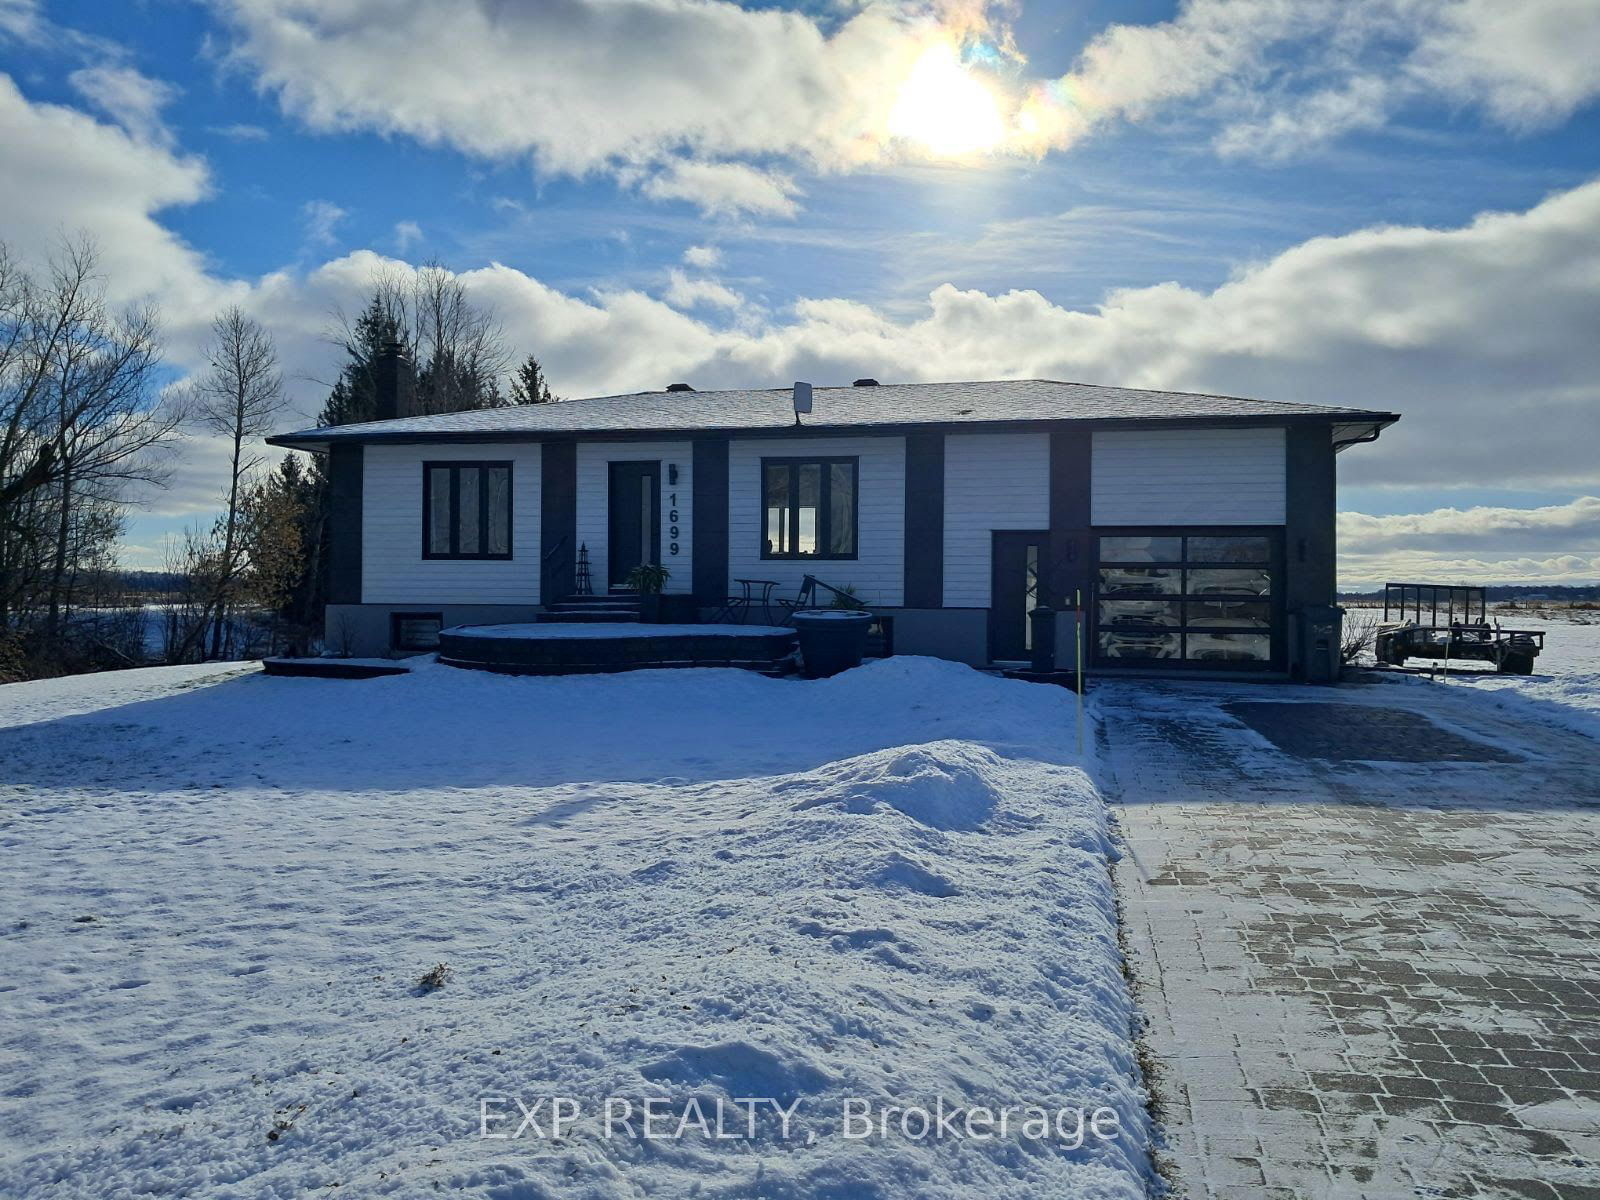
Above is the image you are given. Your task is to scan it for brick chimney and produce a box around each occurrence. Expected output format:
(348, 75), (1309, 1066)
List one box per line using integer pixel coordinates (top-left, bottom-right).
(371, 339), (416, 421)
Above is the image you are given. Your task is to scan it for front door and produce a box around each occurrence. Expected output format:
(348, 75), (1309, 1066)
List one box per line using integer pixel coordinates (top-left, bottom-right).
(990, 531), (1049, 663)
(608, 461), (660, 589)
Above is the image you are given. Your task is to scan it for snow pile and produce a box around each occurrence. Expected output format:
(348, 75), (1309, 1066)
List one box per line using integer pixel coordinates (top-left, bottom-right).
(0, 657), (1151, 1198)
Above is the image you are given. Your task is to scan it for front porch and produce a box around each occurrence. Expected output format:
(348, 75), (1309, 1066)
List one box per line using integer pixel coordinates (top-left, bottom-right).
(436, 621), (799, 675)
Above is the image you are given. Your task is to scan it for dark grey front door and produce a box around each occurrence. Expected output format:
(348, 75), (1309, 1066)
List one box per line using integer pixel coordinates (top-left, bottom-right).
(608, 461), (660, 588)
(990, 531), (1048, 662)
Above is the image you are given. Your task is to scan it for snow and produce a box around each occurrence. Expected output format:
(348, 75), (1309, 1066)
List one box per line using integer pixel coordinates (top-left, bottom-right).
(265, 657), (423, 669)
(0, 656), (1152, 1198)
(1382, 611), (1600, 741)
(449, 623), (794, 639)
(0, 661), (257, 730)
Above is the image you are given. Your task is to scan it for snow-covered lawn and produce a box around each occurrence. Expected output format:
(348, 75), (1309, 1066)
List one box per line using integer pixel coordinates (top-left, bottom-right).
(1376, 611), (1600, 741)
(0, 658), (1152, 1199)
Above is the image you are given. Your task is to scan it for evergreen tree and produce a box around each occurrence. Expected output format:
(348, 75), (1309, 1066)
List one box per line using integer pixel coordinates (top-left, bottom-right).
(509, 354), (558, 405)
(316, 298), (404, 428)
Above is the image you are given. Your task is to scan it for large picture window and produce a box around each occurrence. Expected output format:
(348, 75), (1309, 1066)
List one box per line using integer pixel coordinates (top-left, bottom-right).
(761, 457), (857, 559)
(1095, 532), (1279, 666)
(423, 461), (512, 559)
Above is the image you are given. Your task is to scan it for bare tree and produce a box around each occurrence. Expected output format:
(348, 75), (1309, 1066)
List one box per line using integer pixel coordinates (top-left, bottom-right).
(0, 236), (181, 646)
(335, 261), (510, 414)
(1340, 608), (1380, 665)
(180, 306), (286, 659)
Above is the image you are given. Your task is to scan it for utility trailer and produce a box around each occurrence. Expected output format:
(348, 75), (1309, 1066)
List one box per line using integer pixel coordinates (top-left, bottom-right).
(1374, 582), (1544, 674)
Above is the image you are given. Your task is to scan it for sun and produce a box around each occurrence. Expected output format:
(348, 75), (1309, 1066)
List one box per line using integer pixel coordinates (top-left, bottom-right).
(887, 42), (1007, 158)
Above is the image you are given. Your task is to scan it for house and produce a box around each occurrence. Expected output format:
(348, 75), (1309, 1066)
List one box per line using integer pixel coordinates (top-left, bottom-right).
(267, 344), (1398, 677)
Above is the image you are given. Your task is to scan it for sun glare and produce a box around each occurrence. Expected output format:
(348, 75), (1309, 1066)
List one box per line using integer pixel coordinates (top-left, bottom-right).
(887, 42), (1006, 158)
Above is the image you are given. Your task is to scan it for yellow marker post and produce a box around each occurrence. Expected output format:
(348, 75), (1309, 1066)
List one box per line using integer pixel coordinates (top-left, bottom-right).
(1075, 588), (1085, 757)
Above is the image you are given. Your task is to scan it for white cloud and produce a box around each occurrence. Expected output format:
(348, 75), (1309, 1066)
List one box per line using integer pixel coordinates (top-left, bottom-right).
(1337, 498), (1600, 587)
(1410, 0), (1600, 130)
(0, 0), (40, 40)
(300, 199), (346, 248)
(1340, 498), (1600, 554)
(210, 0), (928, 214)
(67, 64), (178, 147)
(0, 72), (225, 329)
(638, 161), (801, 218)
(206, 121), (269, 141)
(208, 0), (1600, 201)
(1212, 75), (1391, 159)
(1337, 551), (1600, 590)
(663, 269), (743, 312)
(683, 244), (723, 270)
(393, 219), (422, 253)
(1036, 0), (1600, 159)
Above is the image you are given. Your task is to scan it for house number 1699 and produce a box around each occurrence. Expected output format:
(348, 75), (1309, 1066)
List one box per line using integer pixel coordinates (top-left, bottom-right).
(667, 493), (681, 555)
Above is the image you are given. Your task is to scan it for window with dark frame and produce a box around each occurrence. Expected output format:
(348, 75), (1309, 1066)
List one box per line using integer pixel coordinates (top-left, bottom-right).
(422, 462), (512, 559)
(1094, 532), (1278, 666)
(391, 611), (444, 651)
(761, 457), (858, 559)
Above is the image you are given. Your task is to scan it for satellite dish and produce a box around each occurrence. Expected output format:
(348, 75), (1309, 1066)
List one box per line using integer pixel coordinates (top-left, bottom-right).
(793, 381), (813, 415)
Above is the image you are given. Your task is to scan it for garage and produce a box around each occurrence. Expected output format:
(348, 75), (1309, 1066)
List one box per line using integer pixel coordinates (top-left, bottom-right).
(1093, 530), (1283, 669)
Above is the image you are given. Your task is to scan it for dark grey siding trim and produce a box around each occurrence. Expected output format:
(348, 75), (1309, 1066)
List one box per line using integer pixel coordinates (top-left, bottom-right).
(1284, 422), (1338, 619)
(903, 432), (945, 608)
(327, 443), (364, 604)
(1047, 430), (1091, 608)
(540, 441), (577, 602)
(692, 437), (729, 605)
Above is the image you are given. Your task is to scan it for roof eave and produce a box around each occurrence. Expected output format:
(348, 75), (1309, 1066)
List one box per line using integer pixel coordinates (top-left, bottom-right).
(1331, 415), (1401, 452)
(266, 408), (1402, 452)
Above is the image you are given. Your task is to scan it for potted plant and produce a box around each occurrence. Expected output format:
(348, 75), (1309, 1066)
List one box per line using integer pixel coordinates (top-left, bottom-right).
(791, 585), (874, 678)
(624, 563), (671, 623)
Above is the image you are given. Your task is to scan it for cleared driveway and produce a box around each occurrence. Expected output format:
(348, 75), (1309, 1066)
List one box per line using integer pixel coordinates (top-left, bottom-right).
(1100, 672), (1600, 1199)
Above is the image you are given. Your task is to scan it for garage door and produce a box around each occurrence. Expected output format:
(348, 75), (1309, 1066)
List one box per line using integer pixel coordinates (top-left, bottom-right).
(1094, 531), (1282, 669)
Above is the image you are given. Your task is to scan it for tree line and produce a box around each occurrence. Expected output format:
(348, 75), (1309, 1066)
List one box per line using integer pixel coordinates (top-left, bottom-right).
(0, 236), (557, 681)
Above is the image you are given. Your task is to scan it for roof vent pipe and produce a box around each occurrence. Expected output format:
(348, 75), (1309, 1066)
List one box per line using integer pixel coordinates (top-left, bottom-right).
(852, 378), (879, 387)
(665, 382), (695, 392)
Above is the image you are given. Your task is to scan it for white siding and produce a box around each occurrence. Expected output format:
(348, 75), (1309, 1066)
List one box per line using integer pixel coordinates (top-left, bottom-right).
(727, 435), (905, 608)
(574, 441), (694, 594)
(1091, 427), (1286, 525)
(942, 432), (1050, 607)
(362, 443), (541, 604)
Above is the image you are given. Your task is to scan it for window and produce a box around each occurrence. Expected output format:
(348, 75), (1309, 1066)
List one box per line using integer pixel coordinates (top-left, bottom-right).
(391, 611), (443, 651)
(423, 462), (512, 559)
(1096, 532), (1277, 666)
(761, 457), (857, 559)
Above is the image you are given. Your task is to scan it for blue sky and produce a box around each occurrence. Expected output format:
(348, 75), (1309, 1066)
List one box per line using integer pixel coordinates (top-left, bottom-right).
(2, 0), (1598, 584)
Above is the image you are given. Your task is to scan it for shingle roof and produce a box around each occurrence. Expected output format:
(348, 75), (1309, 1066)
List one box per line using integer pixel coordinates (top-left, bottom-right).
(267, 379), (1398, 449)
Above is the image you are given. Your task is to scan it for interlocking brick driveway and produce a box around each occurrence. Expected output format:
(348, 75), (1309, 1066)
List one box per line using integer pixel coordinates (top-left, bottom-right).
(1098, 673), (1600, 1199)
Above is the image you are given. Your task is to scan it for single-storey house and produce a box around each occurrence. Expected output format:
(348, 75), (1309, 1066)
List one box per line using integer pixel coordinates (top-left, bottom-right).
(267, 345), (1397, 678)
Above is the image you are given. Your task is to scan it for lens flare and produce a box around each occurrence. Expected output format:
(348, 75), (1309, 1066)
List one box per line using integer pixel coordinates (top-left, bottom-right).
(887, 42), (1006, 158)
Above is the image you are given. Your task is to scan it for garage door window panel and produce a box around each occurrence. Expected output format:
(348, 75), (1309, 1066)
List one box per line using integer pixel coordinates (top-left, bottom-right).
(1096, 531), (1282, 667)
